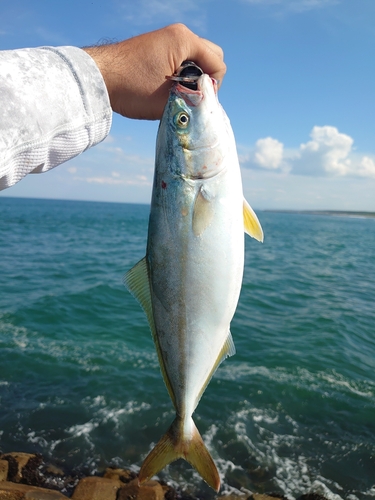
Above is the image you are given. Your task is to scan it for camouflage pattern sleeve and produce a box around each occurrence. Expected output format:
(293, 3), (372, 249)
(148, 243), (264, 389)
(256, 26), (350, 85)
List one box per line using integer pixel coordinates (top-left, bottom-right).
(0, 46), (112, 190)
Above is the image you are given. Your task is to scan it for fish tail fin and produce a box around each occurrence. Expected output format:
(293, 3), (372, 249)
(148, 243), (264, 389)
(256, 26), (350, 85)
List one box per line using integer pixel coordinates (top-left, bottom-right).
(138, 416), (220, 492)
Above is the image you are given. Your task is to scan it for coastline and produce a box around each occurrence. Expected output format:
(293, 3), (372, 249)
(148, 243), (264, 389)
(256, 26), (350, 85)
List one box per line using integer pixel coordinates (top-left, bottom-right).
(0, 451), (332, 500)
(263, 209), (375, 218)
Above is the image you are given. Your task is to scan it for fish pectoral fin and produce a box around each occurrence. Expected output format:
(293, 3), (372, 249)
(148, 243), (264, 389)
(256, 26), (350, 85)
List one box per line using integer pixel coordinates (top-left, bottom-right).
(124, 257), (176, 409)
(192, 187), (214, 237)
(139, 416), (220, 492)
(243, 198), (264, 242)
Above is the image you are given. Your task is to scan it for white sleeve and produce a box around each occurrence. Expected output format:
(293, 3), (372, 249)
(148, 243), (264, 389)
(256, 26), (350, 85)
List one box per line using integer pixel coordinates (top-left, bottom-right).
(0, 46), (112, 190)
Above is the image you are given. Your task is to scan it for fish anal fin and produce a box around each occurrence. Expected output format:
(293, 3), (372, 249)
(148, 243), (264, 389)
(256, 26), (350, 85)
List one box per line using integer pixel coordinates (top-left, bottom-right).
(243, 198), (264, 242)
(192, 187), (214, 237)
(221, 331), (236, 359)
(195, 331), (236, 409)
(124, 258), (176, 408)
(139, 416), (220, 492)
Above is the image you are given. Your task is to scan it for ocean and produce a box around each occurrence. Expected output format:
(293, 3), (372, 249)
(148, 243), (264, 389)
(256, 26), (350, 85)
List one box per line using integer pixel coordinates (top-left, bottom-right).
(0, 196), (374, 499)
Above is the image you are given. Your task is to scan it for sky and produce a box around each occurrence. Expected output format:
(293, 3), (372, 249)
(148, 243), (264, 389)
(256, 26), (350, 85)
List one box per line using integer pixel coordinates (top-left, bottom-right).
(1, 0), (374, 211)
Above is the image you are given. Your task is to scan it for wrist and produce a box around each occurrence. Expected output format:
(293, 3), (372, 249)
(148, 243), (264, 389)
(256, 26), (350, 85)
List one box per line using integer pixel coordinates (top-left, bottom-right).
(83, 45), (117, 108)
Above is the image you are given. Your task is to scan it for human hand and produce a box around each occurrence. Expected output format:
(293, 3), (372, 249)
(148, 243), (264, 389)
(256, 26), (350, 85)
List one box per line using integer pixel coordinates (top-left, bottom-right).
(83, 24), (226, 120)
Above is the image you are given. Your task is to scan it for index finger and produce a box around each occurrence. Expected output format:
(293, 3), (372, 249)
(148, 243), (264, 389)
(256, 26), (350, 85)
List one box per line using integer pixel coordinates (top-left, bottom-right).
(188, 36), (226, 88)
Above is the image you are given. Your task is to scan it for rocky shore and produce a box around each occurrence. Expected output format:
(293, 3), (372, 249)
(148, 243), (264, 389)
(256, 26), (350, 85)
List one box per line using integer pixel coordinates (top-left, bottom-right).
(0, 452), (330, 500)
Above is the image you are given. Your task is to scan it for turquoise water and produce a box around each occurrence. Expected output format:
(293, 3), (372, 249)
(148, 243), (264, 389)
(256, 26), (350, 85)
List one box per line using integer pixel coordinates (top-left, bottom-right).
(0, 197), (374, 499)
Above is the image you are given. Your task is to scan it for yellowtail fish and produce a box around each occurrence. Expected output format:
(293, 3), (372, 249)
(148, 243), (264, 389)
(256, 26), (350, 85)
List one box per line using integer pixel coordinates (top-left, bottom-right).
(125, 68), (263, 491)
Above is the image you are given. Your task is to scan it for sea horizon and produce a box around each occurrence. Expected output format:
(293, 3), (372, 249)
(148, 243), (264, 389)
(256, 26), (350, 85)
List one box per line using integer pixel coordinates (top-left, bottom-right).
(1, 194), (374, 218)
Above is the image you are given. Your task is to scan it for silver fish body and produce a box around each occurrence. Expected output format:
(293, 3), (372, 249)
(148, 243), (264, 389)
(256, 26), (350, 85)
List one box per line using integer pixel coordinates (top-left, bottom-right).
(125, 74), (263, 491)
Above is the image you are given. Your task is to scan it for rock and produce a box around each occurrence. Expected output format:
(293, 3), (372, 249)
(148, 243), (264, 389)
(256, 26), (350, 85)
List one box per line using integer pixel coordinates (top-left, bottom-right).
(40, 463), (79, 496)
(160, 482), (177, 500)
(0, 481), (67, 499)
(251, 495), (286, 500)
(219, 495), (251, 500)
(1, 453), (43, 484)
(24, 488), (68, 499)
(103, 468), (136, 483)
(71, 476), (122, 500)
(219, 496), (250, 500)
(0, 459), (9, 482)
(297, 495), (329, 500)
(44, 465), (65, 477)
(117, 478), (165, 500)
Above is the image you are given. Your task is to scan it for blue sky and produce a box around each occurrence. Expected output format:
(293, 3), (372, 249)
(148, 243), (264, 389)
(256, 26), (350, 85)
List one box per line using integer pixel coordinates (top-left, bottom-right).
(1, 0), (374, 210)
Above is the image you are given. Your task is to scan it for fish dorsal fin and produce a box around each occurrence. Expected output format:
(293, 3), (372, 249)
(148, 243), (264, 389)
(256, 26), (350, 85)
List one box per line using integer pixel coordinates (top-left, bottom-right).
(192, 187), (214, 237)
(124, 257), (153, 321)
(243, 198), (264, 242)
(124, 257), (176, 408)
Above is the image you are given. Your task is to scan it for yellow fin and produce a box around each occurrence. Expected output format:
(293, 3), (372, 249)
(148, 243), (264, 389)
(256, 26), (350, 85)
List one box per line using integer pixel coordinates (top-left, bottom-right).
(124, 258), (176, 408)
(139, 416), (220, 492)
(192, 187), (214, 237)
(243, 198), (264, 242)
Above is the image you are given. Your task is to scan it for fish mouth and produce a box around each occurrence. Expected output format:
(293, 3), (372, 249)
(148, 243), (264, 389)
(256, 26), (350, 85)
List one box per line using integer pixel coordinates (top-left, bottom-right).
(167, 63), (217, 106)
(171, 75), (217, 107)
(174, 83), (204, 107)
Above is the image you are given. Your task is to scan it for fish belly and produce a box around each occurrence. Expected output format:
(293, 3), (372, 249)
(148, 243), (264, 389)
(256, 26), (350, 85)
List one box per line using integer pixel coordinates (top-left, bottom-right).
(147, 166), (244, 417)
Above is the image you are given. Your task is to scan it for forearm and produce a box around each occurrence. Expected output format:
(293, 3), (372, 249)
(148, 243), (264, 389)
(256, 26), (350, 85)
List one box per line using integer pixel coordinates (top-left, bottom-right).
(0, 46), (112, 190)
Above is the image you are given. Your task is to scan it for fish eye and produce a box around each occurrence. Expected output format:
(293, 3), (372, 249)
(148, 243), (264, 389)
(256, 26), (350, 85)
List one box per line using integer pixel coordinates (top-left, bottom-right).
(175, 112), (190, 128)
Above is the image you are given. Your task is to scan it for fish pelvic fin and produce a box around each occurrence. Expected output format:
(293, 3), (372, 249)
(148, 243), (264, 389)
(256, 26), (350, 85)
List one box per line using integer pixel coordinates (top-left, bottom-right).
(243, 197), (264, 242)
(139, 416), (220, 492)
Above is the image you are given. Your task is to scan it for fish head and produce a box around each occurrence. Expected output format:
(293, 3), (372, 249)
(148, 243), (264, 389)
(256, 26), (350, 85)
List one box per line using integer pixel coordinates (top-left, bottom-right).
(157, 74), (232, 180)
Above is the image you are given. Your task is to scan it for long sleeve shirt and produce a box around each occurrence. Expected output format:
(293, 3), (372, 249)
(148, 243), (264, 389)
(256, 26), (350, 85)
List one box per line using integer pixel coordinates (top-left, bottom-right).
(0, 46), (112, 190)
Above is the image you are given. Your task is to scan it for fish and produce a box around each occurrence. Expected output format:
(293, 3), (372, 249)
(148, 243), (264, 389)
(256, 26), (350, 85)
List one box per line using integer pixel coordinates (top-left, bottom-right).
(124, 69), (263, 491)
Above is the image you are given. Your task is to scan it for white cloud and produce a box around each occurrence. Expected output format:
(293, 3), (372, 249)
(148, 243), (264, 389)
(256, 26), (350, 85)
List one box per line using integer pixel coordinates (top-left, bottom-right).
(357, 156), (375, 178)
(61, 134), (155, 192)
(103, 135), (115, 144)
(74, 164), (153, 187)
(241, 125), (375, 179)
(292, 126), (353, 176)
(254, 137), (284, 169)
(96, 141), (154, 168)
(84, 176), (125, 185)
(239, 137), (285, 170)
(75, 174), (151, 186)
(119, 0), (206, 30)
(242, 0), (339, 13)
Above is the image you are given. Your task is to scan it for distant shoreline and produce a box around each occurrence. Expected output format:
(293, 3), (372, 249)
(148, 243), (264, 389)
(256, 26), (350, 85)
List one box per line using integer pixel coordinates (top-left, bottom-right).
(1, 197), (374, 219)
(264, 209), (375, 219)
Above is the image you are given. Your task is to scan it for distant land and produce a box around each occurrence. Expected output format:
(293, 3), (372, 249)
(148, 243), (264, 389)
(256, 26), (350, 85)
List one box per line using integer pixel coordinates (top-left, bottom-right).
(264, 210), (375, 218)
